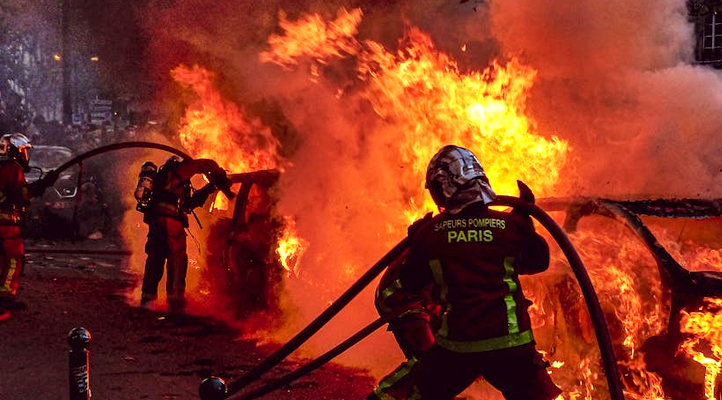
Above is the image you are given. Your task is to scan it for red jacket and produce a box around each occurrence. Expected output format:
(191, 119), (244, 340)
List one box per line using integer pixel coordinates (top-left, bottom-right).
(0, 160), (29, 224)
(397, 201), (549, 352)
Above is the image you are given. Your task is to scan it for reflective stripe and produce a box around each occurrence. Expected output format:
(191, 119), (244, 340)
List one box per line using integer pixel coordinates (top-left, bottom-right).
(380, 279), (402, 302)
(435, 329), (534, 353)
(3, 258), (16, 293)
(376, 279), (403, 314)
(396, 309), (427, 319)
(502, 256), (520, 334)
(428, 259), (450, 337)
(372, 357), (418, 400)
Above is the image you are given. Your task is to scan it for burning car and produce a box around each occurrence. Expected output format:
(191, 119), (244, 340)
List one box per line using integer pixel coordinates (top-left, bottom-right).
(204, 169), (287, 320)
(528, 197), (722, 400)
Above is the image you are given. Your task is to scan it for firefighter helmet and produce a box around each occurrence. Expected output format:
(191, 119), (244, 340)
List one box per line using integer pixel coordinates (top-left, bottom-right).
(425, 145), (495, 210)
(0, 133), (32, 171)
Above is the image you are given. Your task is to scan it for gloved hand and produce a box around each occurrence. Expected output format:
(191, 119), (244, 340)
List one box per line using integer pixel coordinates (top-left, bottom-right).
(42, 169), (60, 187)
(408, 212), (433, 239)
(514, 180), (535, 227)
(208, 169), (234, 200)
(517, 180), (535, 204)
(183, 183), (217, 211)
(27, 169), (60, 197)
(390, 316), (435, 359)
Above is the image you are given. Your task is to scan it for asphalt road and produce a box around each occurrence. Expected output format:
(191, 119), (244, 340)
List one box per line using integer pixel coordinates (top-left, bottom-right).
(0, 238), (374, 400)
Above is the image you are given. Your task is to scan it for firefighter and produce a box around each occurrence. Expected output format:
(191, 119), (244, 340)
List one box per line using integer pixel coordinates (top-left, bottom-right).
(0, 133), (57, 321)
(372, 145), (561, 400)
(135, 155), (231, 313)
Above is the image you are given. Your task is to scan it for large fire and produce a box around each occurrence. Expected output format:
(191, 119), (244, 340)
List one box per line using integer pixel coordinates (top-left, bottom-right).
(261, 8), (568, 222)
(169, 5), (722, 400)
(171, 64), (306, 273)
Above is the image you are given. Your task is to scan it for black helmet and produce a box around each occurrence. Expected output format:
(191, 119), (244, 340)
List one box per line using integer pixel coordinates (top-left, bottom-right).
(425, 145), (496, 211)
(0, 133), (32, 171)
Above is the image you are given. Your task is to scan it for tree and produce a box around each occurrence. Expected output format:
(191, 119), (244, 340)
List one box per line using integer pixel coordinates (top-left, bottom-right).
(0, 0), (63, 132)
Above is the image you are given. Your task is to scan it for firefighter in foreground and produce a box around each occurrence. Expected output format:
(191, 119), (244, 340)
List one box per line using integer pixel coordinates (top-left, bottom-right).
(370, 145), (561, 400)
(0, 133), (57, 321)
(134, 155), (231, 313)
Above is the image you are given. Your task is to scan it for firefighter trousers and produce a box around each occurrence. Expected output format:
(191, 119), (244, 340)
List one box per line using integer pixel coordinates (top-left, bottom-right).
(369, 317), (435, 400)
(0, 225), (24, 300)
(142, 216), (188, 309)
(407, 343), (562, 400)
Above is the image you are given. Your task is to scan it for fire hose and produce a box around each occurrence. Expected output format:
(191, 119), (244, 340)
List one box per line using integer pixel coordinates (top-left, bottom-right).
(46, 141), (235, 200)
(40, 141), (234, 235)
(200, 195), (625, 400)
(49, 141), (191, 176)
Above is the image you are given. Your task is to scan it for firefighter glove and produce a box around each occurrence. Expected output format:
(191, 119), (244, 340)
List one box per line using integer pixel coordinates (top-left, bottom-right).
(408, 212), (433, 239)
(514, 180), (536, 228)
(517, 180), (535, 204)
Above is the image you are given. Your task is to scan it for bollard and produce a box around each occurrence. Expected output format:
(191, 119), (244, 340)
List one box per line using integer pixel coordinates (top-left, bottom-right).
(68, 327), (92, 400)
(199, 376), (227, 400)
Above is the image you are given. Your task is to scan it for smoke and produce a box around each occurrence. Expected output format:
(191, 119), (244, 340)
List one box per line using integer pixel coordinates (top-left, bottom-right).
(489, 0), (722, 198)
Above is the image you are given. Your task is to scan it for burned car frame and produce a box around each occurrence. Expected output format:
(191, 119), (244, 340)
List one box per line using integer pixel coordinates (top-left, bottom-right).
(204, 169), (284, 320)
(537, 196), (722, 399)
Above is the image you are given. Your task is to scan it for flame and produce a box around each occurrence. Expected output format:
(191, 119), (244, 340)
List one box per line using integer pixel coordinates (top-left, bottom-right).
(358, 31), (568, 221)
(172, 64), (282, 173)
(275, 216), (308, 276)
(680, 298), (722, 400)
(171, 64), (305, 273)
(260, 8), (362, 67)
(261, 8), (568, 223)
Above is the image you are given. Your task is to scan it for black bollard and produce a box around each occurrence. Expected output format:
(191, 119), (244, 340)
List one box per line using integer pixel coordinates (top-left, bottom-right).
(68, 327), (92, 400)
(199, 376), (227, 400)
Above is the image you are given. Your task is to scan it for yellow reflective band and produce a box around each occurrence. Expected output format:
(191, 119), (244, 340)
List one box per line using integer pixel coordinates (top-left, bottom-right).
(429, 259), (450, 337)
(503, 256), (520, 334)
(379, 279), (402, 303)
(435, 329), (534, 353)
(376, 279), (403, 315)
(3, 258), (16, 292)
(374, 357), (417, 395)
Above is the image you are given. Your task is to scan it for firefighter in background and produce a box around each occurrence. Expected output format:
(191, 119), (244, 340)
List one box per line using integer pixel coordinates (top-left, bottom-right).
(370, 145), (561, 400)
(0, 133), (57, 321)
(134, 155), (231, 313)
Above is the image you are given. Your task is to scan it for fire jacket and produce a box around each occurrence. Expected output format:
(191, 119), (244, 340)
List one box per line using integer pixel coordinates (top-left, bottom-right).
(0, 160), (44, 225)
(395, 201), (550, 353)
(146, 159), (225, 226)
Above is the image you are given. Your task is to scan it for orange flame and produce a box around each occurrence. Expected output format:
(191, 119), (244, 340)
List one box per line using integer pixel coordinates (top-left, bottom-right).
(171, 64), (304, 272)
(680, 298), (722, 400)
(261, 8), (568, 223)
(172, 64), (282, 173)
(260, 8), (362, 67)
(275, 216), (308, 275)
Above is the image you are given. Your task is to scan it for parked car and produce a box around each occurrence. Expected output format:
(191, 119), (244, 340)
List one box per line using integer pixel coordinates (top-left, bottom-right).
(22, 145), (106, 239)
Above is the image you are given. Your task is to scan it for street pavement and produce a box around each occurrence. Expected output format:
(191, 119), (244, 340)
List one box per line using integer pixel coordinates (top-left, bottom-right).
(0, 238), (374, 400)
